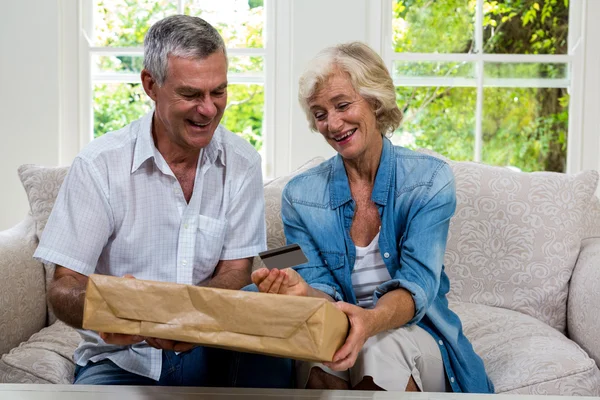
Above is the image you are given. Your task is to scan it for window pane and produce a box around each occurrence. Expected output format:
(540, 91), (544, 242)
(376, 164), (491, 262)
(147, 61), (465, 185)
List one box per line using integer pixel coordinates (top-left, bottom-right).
(93, 83), (152, 138)
(222, 84), (264, 151)
(92, 55), (263, 76)
(484, 62), (567, 79)
(93, 56), (144, 76)
(482, 88), (568, 172)
(393, 61), (474, 79)
(394, 87), (475, 161)
(185, 0), (265, 48)
(93, 0), (177, 47)
(392, 0), (474, 53)
(483, 0), (568, 54)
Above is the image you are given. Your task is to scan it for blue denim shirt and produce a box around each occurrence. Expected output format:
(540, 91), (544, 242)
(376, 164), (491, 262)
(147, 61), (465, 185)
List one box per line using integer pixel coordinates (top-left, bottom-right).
(281, 138), (494, 393)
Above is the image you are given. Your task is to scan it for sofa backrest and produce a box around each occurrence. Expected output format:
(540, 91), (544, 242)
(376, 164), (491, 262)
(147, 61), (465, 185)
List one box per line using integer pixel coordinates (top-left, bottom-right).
(417, 149), (599, 333)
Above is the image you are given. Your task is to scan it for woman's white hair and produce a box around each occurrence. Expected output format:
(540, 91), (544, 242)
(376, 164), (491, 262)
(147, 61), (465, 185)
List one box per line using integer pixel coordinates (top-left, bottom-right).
(298, 42), (403, 136)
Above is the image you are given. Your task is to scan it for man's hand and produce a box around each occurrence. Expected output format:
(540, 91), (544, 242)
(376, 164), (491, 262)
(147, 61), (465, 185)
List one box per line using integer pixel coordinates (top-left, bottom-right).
(323, 302), (375, 371)
(251, 267), (309, 296)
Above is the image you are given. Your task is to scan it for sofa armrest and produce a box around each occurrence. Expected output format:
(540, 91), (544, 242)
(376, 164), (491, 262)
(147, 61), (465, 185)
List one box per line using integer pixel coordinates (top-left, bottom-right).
(0, 217), (47, 356)
(568, 236), (600, 365)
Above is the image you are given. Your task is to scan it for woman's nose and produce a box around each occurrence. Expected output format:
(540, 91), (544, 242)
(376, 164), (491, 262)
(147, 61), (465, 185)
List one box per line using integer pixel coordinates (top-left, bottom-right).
(327, 113), (343, 133)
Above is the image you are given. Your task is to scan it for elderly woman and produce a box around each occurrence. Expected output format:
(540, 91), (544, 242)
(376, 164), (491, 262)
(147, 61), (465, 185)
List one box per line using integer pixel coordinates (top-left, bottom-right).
(251, 42), (493, 393)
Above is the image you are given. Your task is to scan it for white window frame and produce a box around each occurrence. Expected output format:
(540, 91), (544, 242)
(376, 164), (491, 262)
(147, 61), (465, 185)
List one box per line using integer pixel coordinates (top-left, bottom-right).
(77, 0), (275, 177)
(377, 0), (583, 173)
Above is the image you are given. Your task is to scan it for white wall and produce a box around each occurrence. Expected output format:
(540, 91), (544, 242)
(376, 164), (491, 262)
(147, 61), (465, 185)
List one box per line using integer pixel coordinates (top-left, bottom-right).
(0, 0), (60, 230)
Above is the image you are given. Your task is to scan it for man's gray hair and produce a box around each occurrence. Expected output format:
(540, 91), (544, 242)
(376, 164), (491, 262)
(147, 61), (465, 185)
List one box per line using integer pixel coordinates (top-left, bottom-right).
(144, 15), (227, 86)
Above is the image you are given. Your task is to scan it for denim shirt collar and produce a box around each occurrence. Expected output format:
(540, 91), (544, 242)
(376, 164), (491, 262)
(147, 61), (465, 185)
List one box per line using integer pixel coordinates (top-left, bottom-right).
(329, 137), (394, 209)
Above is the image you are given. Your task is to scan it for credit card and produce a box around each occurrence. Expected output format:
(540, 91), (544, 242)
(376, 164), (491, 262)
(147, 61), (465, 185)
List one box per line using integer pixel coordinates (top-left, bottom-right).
(258, 243), (308, 270)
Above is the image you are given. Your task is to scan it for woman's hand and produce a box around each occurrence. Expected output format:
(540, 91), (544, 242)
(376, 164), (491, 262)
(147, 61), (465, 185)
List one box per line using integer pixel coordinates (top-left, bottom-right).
(251, 267), (309, 296)
(324, 302), (376, 371)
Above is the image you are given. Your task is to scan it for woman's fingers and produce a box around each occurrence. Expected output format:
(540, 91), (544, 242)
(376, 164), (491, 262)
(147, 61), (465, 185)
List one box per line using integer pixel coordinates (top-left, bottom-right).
(268, 271), (285, 293)
(251, 268), (271, 287)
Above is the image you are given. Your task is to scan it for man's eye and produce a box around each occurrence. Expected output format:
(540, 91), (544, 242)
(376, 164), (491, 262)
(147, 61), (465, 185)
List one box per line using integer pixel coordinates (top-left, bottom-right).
(212, 91), (226, 97)
(181, 93), (196, 99)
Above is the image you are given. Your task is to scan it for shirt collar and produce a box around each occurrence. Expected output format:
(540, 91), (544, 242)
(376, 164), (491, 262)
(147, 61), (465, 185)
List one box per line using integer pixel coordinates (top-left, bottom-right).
(329, 137), (393, 209)
(131, 111), (225, 174)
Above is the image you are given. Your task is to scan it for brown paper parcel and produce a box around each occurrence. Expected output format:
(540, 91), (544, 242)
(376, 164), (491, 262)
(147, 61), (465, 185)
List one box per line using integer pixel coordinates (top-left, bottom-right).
(83, 274), (349, 362)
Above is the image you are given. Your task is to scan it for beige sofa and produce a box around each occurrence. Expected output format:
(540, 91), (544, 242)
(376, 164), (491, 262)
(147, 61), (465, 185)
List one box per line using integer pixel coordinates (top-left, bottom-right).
(2, 152), (600, 395)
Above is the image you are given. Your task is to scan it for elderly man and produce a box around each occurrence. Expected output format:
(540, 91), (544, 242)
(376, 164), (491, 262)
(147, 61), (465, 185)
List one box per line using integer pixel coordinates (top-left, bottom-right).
(34, 15), (291, 387)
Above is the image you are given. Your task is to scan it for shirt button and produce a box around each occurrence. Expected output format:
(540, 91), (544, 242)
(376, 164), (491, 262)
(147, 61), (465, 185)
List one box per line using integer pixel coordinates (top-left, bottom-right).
(182, 260), (187, 266)
(383, 252), (390, 258)
(324, 260), (328, 265)
(184, 224), (189, 229)
(439, 340), (444, 346)
(450, 377), (455, 383)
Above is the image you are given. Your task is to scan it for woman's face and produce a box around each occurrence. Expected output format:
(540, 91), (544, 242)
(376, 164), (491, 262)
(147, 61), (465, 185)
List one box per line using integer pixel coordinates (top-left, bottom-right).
(308, 70), (381, 161)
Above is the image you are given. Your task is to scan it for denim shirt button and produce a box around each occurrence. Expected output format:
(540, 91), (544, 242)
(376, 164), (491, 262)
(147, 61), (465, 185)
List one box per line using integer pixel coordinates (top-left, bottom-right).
(450, 377), (455, 383)
(439, 340), (444, 346)
(324, 260), (328, 265)
(383, 252), (390, 259)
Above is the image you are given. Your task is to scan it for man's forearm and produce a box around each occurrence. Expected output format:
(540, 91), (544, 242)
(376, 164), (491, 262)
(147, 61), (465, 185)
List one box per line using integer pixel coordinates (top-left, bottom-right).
(47, 275), (87, 329)
(204, 268), (251, 290)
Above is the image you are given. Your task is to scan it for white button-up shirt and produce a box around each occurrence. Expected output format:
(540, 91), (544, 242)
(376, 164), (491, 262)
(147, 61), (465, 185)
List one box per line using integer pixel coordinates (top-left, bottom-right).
(34, 111), (266, 380)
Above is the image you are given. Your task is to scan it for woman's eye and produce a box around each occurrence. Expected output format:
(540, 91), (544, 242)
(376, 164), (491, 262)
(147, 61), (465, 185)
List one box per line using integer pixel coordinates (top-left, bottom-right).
(337, 103), (350, 110)
(314, 112), (326, 121)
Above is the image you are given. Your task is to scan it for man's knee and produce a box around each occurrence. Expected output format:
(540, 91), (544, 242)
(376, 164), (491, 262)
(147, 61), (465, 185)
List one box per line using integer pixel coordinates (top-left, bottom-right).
(74, 359), (155, 386)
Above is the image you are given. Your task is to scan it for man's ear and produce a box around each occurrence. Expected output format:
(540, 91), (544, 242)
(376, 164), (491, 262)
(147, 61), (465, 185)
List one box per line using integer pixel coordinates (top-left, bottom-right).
(141, 69), (158, 102)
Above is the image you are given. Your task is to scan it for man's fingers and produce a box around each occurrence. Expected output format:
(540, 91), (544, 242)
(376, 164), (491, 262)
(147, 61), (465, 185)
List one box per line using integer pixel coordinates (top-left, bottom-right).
(173, 342), (196, 352)
(123, 274), (136, 279)
(100, 332), (143, 345)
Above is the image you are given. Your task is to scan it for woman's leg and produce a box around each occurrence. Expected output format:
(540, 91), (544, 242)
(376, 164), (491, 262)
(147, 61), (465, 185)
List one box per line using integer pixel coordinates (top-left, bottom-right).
(349, 325), (448, 392)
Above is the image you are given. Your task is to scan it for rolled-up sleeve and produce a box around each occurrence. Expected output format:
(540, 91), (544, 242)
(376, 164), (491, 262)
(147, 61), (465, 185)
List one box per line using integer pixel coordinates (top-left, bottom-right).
(373, 163), (456, 325)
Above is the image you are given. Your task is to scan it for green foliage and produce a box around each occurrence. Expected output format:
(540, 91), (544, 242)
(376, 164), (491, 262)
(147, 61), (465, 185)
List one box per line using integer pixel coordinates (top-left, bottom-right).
(93, 84), (152, 138)
(393, 0), (569, 172)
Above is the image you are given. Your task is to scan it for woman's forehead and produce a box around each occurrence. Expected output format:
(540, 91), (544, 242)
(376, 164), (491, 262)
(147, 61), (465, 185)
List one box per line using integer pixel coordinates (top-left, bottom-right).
(310, 71), (357, 105)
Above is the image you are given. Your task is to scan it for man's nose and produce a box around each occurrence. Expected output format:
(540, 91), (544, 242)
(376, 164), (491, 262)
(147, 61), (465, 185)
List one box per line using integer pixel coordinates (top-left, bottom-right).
(196, 98), (217, 118)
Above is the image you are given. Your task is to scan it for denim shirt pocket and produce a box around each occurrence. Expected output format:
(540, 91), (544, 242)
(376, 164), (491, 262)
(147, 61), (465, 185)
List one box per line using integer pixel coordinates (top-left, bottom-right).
(321, 251), (345, 271)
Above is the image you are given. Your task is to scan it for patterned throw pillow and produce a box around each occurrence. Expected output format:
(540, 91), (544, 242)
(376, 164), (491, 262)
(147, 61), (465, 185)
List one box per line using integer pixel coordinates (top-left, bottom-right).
(18, 164), (70, 325)
(417, 149), (599, 333)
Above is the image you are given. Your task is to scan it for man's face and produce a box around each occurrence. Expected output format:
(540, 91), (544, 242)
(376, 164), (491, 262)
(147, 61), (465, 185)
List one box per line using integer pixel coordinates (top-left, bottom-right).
(143, 51), (228, 152)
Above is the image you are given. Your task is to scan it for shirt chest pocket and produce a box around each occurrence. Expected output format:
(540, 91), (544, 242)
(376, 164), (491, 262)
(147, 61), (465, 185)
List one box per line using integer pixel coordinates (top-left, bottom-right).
(194, 215), (228, 279)
(321, 252), (345, 271)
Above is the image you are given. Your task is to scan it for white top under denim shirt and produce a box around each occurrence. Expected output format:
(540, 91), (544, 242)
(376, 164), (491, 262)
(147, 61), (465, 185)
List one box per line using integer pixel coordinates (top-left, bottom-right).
(281, 137), (494, 393)
(34, 111), (267, 381)
(351, 232), (392, 309)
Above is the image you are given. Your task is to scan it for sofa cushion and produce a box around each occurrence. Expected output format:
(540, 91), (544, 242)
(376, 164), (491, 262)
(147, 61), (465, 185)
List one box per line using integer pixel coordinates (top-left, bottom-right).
(0, 321), (80, 384)
(417, 149), (599, 333)
(452, 302), (600, 396)
(253, 157), (326, 271)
